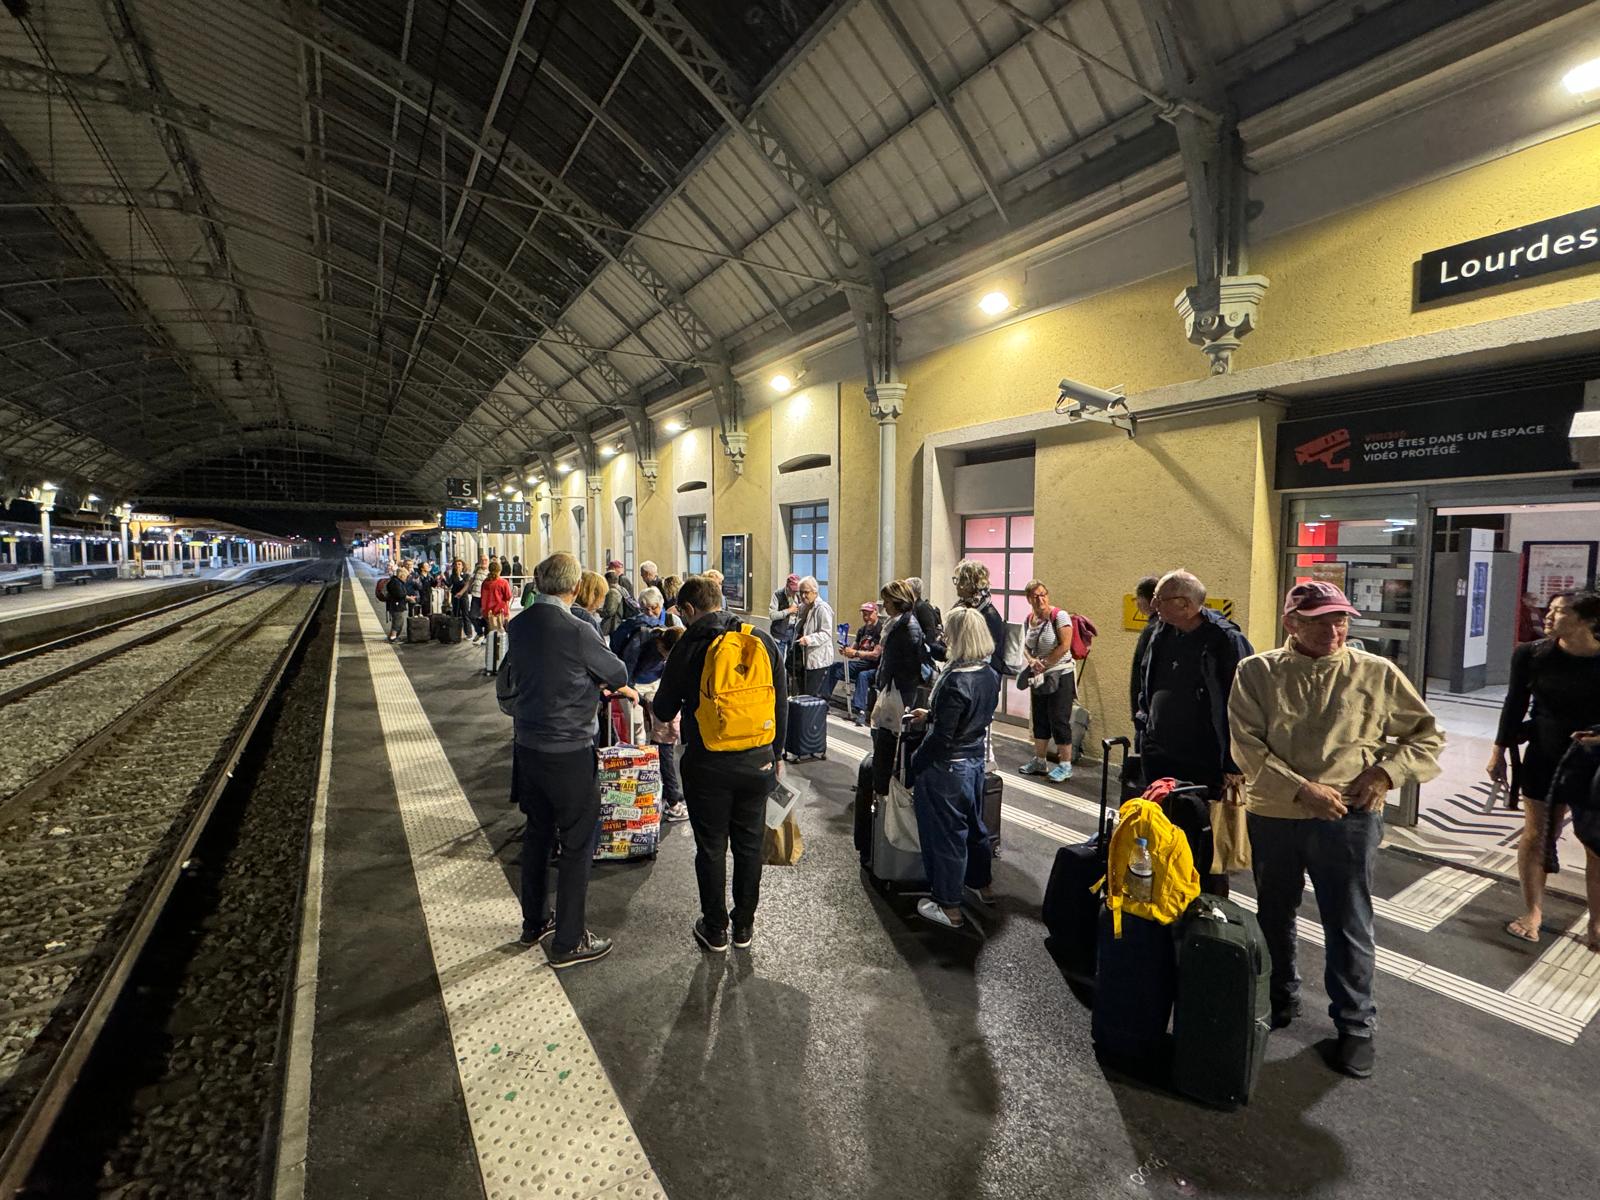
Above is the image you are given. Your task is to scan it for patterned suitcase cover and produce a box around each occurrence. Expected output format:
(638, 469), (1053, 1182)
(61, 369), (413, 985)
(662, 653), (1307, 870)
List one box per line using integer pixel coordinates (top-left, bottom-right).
(593, 745), (662, 860)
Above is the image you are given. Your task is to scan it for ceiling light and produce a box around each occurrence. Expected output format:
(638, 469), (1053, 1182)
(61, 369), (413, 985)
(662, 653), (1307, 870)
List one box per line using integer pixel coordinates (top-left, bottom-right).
(600, 444), (616, 458)
(525, 474), (538, 485)
(770, 373), (793, 394)
(87, 493), (100, 503)
(978, 290), (1011, 316)
(1562, 56), (1600, 95)
(558, 462), (573, 474)
(663, 418), (684, 433)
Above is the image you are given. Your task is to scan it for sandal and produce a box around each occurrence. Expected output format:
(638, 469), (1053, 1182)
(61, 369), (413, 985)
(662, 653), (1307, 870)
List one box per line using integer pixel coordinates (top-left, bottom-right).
(1504, 917), (1541, 944)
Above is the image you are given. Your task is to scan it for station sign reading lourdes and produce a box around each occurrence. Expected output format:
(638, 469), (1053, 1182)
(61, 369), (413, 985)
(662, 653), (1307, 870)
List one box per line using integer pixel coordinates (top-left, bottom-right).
(1275, 384), (1585, 489)
(481, 499), (532, 534)
(1417, 204), (1600, 303)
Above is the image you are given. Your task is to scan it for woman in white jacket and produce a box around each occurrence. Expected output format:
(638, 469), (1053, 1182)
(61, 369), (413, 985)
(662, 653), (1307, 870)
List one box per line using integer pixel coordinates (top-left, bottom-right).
(794, 575), (837, 698)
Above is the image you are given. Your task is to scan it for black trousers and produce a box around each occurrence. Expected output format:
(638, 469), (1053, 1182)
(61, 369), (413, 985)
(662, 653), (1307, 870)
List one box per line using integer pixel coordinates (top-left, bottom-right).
(515, 744), (599, 952)
(681, 750), (773, 931)
(802, 666), (830, 699)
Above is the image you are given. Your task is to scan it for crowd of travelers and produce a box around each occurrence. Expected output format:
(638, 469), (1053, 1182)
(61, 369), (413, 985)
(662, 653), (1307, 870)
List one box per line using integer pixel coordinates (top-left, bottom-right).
(369, 542), (1600, 1080)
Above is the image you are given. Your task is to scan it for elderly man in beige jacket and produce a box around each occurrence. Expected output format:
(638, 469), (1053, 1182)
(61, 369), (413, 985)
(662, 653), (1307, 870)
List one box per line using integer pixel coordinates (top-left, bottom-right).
(1229, 581), (1444, 1081)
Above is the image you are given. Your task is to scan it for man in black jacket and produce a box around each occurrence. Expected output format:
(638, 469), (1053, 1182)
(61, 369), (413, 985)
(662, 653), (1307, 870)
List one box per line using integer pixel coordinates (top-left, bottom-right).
(497, 552), (637, 968)
(1136, 569), (1254, 895)
(653, 575), (788, 952)
(1129, 574), (1158, 738)
(383, 566), (410, 643)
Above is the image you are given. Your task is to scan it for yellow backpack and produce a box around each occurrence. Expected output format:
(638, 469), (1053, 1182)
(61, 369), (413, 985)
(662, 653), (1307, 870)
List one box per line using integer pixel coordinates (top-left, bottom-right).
(696, 622), (777, 752)
(1098, 797), (1200, 936)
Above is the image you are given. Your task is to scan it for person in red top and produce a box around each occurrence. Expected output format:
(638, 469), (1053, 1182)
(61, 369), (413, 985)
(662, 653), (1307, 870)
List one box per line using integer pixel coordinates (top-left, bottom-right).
(480, 560), (514, 633)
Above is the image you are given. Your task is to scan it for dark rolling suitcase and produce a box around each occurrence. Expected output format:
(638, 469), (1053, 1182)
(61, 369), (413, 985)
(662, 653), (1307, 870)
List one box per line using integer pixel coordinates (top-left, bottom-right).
(1041, 737), (1128, 981)
(443, 615), (464, 644)
(429, 613), (450, 641)
(406, 614), (431, 643)
(1091, 905), (1177, 1070)
(981, 770), (1002, 853)
(1172, 897), (1271, 1108)
(855, 754), (875, 866)
(784, 695), (828, 761)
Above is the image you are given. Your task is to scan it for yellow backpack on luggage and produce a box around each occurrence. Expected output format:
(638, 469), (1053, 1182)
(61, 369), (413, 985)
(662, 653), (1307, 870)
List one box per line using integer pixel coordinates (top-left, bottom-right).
(1098, 797), (1200, 936)
(696, 623), (777, 752)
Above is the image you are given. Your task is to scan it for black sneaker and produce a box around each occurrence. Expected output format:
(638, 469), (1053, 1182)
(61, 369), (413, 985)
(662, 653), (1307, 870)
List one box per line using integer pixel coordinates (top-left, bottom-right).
(1270, 997), (1302, 1030)
(519, 916), (555, 946)
(1329, 1033), (1375, 1079)
(731, 923), (753, 949)
(693, 918), (729, 953)
(545, 931), (613, 969)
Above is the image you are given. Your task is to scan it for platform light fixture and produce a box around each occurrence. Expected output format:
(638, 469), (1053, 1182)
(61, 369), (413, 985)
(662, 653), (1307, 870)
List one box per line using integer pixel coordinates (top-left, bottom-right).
(663, 417), (684, 433)
(770, 373), (794, 393)
(558, 462), (574, 474)
(978, 290), (1012, 316)
(1563, 56), (1600, 95)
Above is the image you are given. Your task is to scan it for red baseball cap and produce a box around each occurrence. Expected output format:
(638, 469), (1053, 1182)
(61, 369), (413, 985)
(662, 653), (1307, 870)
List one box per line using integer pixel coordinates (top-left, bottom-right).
(607, 558), (624, 570)
(1283, 580), (1360, 619)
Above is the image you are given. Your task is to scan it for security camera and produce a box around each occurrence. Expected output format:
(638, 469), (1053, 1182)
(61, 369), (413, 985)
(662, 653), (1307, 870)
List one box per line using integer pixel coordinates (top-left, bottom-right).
(1055, 377), (1136, 437)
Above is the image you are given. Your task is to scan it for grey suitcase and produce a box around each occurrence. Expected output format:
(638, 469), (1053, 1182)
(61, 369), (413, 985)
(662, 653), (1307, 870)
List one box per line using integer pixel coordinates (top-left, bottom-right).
(866, 736), (924, 893)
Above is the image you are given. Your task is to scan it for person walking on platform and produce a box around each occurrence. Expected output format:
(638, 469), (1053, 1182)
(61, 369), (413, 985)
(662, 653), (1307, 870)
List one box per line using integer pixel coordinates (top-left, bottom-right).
(1488, 589), (1600, 949)
(498, 552), (637, 968)
(383, 566), (410, 643)
(1228, 580), (1444, 1079)
(652, 575), (788, 953)
(793, 575), (837, 699)
(907, 608), (1000, 928)
(468, 554), (490, 645)
(1129, 575), (1159, 737)
(1136, 569), (1254, 896)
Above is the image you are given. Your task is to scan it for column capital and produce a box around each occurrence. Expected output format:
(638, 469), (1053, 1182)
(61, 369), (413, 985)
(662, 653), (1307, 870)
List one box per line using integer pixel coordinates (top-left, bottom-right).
(1174, 275), (1269, 375)
(867, 381), (907, 424)
(638, 458), (660, 493)
(719, 429), (749, 475)
(33, 483), (59, 512)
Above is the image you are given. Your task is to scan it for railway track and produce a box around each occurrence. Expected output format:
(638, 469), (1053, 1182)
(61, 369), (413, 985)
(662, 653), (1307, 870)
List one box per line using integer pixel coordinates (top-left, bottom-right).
(0, 570), (331, 1191)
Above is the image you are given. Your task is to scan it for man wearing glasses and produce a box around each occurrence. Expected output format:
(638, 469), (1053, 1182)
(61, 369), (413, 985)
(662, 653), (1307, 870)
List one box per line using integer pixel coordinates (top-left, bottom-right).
(1228, 581), (1444, 1080)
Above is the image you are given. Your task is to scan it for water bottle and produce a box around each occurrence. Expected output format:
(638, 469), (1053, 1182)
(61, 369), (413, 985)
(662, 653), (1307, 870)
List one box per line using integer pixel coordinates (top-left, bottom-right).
(1125, 837), (1154, 904)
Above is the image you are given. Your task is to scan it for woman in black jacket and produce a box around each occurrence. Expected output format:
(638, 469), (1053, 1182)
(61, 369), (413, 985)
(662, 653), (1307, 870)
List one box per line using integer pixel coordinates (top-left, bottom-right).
(907, 607), (1001, 929)
(1488, 589), (1600, 947)
(868, 581), (925, 799)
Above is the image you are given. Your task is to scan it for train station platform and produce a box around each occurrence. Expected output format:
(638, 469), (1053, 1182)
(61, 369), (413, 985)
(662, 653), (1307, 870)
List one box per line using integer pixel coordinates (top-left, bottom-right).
(281, 563), (1600, 1200)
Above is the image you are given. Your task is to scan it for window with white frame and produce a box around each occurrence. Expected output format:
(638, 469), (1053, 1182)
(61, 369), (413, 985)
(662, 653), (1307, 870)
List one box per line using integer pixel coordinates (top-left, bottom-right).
(617, 497), (635, 579)
(540, 512), (551, 558)
(787, 502), (829, 602)
(961, 512), (1034, 719)
(682, 514), (707, 575)
(573, 506), (586, 567)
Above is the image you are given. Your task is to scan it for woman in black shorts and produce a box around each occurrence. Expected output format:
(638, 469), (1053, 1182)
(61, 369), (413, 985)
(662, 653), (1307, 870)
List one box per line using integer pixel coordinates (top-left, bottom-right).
(1488, 590), (1600, 948)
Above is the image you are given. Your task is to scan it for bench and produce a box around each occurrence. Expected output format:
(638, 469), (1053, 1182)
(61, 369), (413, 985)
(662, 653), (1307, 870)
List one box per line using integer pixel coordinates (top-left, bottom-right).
(2, 581), (38, 595)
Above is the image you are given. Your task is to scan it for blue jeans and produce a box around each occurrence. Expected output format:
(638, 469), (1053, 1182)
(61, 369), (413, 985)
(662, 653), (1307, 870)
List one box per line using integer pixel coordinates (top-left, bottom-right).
(912, 756), (993, 907)
(1248, 811), (1382, 1036)
(851, 665), (876, 713)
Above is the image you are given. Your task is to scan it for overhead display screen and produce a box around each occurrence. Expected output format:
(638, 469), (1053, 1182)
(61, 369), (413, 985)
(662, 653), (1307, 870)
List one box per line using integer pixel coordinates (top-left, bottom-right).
(443, 508), (480, 531)
(482, 500), (532, 534)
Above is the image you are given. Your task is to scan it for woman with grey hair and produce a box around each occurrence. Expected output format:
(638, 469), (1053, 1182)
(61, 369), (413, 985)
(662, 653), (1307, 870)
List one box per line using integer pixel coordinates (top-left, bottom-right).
(908, 607), (1002, 928)
(953, 558), (1008, 682)
(793, 575), (837, 698)
(907, 575), (945, 664)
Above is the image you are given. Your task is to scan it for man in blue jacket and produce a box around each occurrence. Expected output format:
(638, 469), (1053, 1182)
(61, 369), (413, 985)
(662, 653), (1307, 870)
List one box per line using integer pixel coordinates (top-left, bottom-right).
(1136, 569), (1255, 894)
(497, 552), (637, 968)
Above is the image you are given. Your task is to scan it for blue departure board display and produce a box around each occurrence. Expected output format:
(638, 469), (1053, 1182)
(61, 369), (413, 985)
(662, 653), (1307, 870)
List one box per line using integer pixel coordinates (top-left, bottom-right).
(443, 508), (480, 531)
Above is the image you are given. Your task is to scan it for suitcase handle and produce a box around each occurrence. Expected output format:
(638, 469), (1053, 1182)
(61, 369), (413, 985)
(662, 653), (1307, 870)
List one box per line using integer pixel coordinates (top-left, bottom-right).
(1099, 736), (1130, 843)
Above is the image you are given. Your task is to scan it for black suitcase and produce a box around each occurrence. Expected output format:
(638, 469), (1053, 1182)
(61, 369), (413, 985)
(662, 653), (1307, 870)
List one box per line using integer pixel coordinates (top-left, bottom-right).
(406, 614), (431, 643)
(981, 770), (1002, 852)
(443, 616), (464, 644)
(784, 695), (828, 761)
(429, 613), (450, 641)
(1042, 736), (1128, 981)
(1091, 905), (1177, 1070)
(1172, 897), (1271, 1108)
(855, 754), (875, 866)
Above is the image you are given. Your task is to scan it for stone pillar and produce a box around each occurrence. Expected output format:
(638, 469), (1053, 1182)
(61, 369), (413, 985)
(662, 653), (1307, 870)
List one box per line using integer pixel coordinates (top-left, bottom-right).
(37, 484), (58, 590)
(866, 382), (907, 589)
(586, 473), (604, 572)
(80, 536), (89, 566)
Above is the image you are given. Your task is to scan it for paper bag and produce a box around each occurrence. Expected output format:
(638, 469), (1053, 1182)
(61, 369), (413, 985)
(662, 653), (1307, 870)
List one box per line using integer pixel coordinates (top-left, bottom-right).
(762, 810), (804, 866)
(1210, 779), (1251, 873)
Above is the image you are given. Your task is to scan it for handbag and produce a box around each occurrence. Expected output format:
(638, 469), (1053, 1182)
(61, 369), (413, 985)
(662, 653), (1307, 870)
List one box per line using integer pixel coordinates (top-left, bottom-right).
(1209, 778), (1251, 873)
(884, 772), (921, 853)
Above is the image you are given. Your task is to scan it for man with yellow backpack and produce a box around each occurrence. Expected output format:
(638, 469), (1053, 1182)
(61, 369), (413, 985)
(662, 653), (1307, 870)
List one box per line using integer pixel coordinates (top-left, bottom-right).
(652, 574), (789, 953)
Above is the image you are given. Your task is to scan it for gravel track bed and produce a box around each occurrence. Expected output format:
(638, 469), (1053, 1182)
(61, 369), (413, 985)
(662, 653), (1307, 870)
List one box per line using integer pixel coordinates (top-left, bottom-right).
(24, 580), (337, 1199)
(0, 584), (323, 1124)
(0, 586), (301, 803)
(0, 588), (258, 697)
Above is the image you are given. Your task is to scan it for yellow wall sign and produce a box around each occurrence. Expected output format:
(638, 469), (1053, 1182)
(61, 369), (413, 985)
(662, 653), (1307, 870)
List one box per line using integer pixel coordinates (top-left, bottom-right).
(1122, 594), (1235, 631)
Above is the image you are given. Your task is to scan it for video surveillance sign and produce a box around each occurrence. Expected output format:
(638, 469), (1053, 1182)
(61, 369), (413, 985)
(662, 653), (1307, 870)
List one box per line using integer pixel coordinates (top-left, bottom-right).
(1417, 204), (1600, 303)
(482, 499), (531, 534)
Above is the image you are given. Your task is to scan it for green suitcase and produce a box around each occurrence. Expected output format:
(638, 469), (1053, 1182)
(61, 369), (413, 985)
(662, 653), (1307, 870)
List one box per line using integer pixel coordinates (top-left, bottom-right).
(1172, 896), (1271, 1108)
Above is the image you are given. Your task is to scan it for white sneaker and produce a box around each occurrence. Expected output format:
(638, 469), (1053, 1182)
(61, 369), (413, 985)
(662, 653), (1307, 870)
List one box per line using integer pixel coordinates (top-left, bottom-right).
(1018, 758), (1048, 775)
(663, 801), (690, 823)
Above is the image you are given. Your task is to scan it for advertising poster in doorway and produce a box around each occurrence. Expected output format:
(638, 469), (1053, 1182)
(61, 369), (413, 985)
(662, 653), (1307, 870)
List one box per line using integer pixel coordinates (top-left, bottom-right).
(1518, 540), (1598, 641)
(1463, 528), (1493, 671)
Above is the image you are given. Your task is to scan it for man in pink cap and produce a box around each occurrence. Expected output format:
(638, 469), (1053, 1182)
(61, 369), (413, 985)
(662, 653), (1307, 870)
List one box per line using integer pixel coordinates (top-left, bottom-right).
(1228, 580), (1444, 1080)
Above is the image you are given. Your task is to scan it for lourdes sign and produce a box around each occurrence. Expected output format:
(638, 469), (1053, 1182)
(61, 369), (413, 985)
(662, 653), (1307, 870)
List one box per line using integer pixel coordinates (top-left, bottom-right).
(1417, 204), (1600, 303)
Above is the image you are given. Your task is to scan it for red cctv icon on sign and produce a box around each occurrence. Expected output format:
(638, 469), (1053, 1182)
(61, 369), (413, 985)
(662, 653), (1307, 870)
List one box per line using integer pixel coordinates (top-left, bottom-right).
(1294, 428), (1352, 471)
